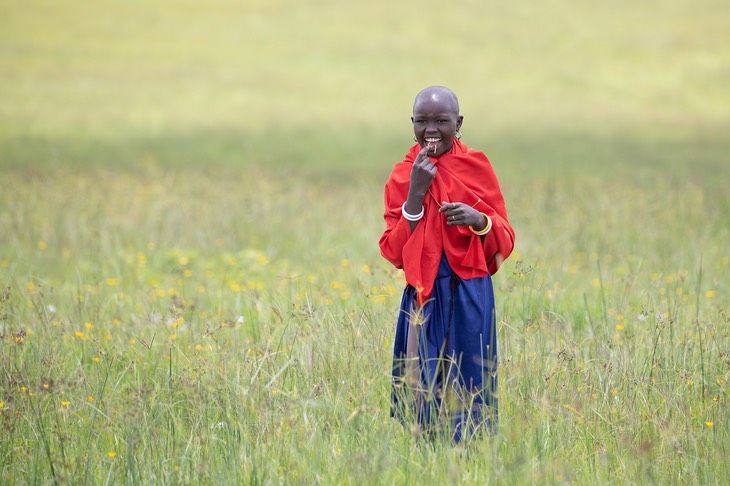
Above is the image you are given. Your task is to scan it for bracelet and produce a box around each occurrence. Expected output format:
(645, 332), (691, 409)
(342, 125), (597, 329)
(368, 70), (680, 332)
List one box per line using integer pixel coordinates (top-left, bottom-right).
(402, 202), (425, 222)
(470, 213), (492, 235)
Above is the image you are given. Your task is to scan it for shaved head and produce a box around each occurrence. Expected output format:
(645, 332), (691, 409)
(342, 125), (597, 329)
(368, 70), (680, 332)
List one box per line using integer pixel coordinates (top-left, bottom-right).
(413, 86), (460, 116)
(411, 86), (463, 156)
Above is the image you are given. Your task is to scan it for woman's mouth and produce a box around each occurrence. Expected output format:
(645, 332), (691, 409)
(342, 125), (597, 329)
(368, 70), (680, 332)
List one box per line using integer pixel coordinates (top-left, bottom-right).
(425, 137), (441, 151)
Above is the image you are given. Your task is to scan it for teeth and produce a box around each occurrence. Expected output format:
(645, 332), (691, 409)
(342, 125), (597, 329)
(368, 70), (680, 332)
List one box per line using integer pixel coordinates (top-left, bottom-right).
(425, 137), (440, 151)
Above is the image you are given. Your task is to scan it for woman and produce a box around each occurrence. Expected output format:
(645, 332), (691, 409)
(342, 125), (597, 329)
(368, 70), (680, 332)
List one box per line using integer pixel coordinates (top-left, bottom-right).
(379, 86), (515, 441)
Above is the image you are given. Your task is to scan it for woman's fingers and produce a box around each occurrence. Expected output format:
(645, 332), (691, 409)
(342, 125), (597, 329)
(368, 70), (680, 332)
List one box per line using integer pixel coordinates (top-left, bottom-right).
(439, 202), (482, 226)
(439, 201), (460, 214)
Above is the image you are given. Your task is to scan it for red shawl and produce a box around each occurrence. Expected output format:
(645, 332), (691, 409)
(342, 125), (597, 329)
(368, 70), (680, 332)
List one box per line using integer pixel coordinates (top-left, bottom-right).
(379, 139), (515, 304)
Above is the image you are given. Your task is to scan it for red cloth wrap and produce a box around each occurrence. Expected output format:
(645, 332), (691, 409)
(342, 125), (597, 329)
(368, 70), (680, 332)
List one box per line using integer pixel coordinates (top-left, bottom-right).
(379, 139), (515, 304)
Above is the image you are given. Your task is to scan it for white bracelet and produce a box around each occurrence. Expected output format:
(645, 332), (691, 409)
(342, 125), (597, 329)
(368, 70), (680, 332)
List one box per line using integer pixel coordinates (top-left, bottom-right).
(401, 202), (425, 222)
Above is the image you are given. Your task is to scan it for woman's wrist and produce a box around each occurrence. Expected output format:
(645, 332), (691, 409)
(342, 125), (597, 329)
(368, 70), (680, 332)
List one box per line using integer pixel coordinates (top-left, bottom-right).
(402, 202), (424, 222)
(404, 194), (425, 216)
(470, 213), (492, 235)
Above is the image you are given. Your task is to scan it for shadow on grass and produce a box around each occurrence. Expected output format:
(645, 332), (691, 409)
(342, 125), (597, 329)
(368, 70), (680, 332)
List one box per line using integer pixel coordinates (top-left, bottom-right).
(1, 125), (728, 189)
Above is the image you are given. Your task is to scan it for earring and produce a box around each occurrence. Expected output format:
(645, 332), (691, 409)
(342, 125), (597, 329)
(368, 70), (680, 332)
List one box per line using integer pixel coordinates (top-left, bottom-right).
(456, 130), (462, 140)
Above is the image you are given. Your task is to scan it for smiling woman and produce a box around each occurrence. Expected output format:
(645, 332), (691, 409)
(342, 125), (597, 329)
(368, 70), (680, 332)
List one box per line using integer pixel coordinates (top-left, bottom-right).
(379, 86), (515, 442)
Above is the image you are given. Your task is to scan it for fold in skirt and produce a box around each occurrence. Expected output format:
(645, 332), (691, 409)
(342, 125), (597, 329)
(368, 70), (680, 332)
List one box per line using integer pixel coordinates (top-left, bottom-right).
(391, 253), (498, 441)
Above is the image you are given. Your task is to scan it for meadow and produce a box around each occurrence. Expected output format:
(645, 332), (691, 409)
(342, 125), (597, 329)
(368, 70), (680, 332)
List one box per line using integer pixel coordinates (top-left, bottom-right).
(1, 0), (729, 484)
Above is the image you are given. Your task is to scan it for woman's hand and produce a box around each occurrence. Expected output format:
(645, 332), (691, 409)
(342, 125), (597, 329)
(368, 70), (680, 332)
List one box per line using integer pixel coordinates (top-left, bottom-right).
(403, 147), (437, 231)
(408, 146), (437, 198)
(439, 201), (487, 230)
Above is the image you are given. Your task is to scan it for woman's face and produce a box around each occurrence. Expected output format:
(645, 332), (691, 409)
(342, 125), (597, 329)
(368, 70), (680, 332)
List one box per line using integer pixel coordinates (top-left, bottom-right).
(411, 94), (463, 157)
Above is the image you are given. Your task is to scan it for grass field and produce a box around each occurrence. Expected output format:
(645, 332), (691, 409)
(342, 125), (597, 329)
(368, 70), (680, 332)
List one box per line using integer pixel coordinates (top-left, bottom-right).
(1, 0), (729, 484)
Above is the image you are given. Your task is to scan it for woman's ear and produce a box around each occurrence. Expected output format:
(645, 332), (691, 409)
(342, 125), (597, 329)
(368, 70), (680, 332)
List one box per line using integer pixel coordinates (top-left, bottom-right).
(456, 115), (464, 131)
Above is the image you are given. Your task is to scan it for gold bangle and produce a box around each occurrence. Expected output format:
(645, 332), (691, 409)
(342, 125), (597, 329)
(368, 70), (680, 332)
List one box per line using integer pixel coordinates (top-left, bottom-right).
(470, 213), (492, 235)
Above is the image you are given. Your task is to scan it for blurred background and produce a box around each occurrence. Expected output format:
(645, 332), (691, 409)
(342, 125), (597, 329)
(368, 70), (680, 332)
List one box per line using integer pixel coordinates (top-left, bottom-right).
(2, 0), (729, 276)
(2, 0), (727, 181)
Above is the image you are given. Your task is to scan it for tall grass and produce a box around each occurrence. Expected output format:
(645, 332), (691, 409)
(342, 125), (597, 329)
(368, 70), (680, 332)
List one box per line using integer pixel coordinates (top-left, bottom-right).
(1, 161), (726, 484)
(1, 0), (728, 483)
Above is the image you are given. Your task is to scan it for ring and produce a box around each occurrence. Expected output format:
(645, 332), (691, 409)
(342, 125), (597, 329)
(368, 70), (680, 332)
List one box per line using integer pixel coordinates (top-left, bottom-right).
(452, 203), (457, 209)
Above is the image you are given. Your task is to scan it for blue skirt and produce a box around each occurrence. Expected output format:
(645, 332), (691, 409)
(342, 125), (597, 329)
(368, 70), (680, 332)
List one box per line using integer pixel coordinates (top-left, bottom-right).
(391, 253), (498, 441)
